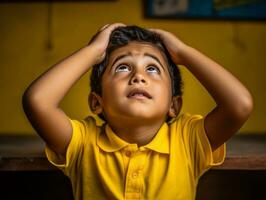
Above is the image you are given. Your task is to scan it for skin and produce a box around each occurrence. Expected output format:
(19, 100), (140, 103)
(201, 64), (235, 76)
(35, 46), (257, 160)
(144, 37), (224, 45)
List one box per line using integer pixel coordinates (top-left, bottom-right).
(90, 42), (180, 146)
(23, 23), (127, 158)
(23, 23), (253, 161)
(149, 28), (253, 151)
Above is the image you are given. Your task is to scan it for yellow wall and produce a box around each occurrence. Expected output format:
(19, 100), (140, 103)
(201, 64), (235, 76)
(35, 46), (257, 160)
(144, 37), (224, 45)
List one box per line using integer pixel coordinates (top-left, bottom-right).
(0, 0), (265, 135)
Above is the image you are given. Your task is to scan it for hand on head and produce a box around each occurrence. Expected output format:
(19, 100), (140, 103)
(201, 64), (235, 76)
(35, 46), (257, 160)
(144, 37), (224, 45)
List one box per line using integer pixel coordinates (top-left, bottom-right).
(148, 28), (188, 65)
(88, 23), (126, 64)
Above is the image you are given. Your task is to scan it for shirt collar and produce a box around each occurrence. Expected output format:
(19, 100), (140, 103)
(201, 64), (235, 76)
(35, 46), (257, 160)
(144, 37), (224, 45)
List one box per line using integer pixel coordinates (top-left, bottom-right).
(97, 123), (169, 154)
(144, 123), (169, 154)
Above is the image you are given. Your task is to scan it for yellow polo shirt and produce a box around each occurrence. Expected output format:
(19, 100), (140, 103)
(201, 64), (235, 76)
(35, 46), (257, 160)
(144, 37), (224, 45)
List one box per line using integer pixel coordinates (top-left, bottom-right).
(45, 113), (226, 200)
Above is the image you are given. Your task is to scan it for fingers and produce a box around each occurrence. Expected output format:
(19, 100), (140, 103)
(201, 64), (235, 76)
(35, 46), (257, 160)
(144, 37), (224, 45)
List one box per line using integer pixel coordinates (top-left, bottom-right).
(148, 28), (157, 32)
(148, 28), (162, 34)
(148, 28), (165, 39)
(99, 24), (110, 31)
(89, 23), (126, 45)
(98, 23), (126, 33)
(88, 23), (127, 63)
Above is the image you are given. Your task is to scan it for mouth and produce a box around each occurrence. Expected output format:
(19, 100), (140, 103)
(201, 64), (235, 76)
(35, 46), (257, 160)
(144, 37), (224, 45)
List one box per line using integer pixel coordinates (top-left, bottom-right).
(127, 88), (152, 99)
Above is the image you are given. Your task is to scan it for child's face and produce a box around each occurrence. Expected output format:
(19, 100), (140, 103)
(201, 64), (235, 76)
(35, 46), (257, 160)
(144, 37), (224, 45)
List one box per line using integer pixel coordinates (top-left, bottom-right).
(96, 42), (173, 123)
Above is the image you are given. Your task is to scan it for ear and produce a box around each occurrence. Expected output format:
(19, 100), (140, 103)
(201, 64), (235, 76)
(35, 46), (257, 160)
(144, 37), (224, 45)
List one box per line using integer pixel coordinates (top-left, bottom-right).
(168, 96), (183, 118)
(89, 92), (103, 115)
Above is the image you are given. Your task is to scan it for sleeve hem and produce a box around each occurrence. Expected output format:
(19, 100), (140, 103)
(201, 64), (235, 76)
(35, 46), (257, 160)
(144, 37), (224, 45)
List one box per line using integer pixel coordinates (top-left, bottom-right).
(45, 145), (67, 169)
(200, 118), (226, 166)
(44, 117), (76, 170)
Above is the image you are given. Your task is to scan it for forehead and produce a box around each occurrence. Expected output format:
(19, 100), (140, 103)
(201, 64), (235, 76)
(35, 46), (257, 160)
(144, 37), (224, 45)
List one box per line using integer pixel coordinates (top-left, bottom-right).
(107, 41), (168, 65)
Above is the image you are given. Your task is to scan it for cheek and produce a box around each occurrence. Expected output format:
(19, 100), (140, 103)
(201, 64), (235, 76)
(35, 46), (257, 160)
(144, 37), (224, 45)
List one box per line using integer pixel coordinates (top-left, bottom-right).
(153, 78), (172, 105)
(101, 78), (126, 101)
(153, 75), (172, 94)
(160, 88), (172, 106)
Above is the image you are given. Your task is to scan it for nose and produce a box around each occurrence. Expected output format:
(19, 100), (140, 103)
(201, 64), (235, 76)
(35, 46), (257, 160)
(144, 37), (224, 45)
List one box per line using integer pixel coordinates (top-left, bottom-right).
(130, 72), (147, 85)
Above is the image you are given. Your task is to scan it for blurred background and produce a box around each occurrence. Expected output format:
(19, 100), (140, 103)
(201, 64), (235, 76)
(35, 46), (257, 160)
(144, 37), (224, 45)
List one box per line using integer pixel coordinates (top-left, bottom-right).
(0, 0), (265, 136)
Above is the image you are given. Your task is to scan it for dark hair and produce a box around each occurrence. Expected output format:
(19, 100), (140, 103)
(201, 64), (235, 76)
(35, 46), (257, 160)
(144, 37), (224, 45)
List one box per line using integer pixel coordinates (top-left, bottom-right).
(90, 25), (183, 120)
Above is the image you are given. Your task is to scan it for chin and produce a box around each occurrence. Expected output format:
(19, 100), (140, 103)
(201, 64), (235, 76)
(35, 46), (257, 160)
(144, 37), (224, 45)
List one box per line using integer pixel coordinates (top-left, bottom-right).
(123, 110), (164, 121)
(110, 103), (167, 121)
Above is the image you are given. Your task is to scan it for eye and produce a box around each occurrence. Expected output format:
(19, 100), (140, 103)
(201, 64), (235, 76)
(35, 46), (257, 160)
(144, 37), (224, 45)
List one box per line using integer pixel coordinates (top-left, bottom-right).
(146, 65), (160, 74)
(115, 64), (131, 73)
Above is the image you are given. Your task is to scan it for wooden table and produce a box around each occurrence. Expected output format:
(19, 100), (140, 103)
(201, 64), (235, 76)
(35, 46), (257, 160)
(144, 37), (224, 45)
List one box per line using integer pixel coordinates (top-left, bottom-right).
(0, 134), (265, 200)
(0, 134), (265, 171)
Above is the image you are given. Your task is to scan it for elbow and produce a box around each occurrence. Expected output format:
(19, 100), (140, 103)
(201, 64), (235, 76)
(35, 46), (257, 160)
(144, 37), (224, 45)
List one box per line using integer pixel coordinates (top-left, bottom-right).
(22, 88), (57, 114)
(241, 92), (253, 117)
(22, 88), (45, 112)
(22, 88), (35, 114)
(22, 88), (36, 107)
(22, 88), (31, 108)
(234, 92), (254, 121)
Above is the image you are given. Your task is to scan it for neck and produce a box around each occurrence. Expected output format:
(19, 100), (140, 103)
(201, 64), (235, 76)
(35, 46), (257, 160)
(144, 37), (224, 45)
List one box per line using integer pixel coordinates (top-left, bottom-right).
(107, 118), (165, 147)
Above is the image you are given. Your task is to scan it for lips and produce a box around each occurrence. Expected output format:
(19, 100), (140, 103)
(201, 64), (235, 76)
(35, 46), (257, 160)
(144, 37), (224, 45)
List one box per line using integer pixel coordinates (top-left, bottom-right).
(127, 88), (152, 99)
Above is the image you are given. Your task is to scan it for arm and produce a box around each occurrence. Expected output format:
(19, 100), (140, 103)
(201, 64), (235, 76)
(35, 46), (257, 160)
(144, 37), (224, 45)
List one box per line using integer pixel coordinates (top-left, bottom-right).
(22, 23), (125, 157)
(150, 29), (253, 151)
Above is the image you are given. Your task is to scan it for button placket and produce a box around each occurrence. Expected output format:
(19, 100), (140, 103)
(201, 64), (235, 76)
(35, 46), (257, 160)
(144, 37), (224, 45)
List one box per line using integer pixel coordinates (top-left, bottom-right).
(125, 151), (132, 157)
(124, 148), (146, 199)
(123, 145), (137, 158)
(132, 171), (138, 179)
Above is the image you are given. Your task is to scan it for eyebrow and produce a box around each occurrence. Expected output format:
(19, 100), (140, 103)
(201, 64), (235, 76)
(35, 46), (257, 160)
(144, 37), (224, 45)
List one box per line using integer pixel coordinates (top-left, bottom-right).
(110, 52), (166, 71)
(110, 52), (131, 68)
(144, 53), (165, 71)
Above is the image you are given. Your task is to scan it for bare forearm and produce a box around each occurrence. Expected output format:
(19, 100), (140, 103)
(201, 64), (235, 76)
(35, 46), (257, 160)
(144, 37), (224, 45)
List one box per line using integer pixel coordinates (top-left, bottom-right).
(22, 23), (124, 156)
(180, 46), (253, 116)
(24, 45), (97, 108)
(149, 28), (253, 149)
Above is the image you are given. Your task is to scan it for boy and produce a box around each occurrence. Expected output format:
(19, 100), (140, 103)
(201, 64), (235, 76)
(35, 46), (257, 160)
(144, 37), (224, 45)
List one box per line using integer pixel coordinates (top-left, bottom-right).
(22, 23), (253, 199)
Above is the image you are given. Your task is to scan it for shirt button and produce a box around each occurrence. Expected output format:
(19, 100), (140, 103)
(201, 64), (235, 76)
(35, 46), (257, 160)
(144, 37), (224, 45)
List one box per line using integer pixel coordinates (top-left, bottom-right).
(132, 172), (138, 179)
(125, 151), (131, 157)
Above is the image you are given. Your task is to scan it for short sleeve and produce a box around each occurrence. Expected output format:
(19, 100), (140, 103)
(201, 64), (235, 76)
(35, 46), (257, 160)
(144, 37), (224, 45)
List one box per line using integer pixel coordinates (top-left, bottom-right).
(45, 117), (96, 174)
(180, 114), (226, 178)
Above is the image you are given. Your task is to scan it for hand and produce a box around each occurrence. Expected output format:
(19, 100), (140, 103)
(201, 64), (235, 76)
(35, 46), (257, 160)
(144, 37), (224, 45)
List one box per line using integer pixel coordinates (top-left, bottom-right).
(148, 28), (188, 65)
(88, 23), (126, 64)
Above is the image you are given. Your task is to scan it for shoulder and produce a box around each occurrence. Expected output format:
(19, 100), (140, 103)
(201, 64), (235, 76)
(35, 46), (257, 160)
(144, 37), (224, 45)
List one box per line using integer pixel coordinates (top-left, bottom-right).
(68, 116), (101, 141)
(70, 116), (99, 129)
(168, 113), (204, 129)
(168, 113), (226, 174)
(168, 113), (206, 145)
